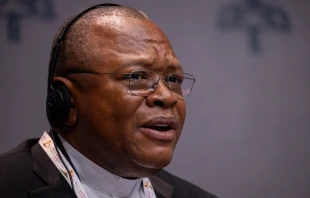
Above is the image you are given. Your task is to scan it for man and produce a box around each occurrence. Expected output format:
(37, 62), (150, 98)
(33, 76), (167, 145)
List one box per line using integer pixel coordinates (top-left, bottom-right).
(0, 4), (218, 198)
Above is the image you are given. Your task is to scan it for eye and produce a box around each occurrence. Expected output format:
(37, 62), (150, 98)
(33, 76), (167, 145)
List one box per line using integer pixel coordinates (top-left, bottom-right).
(167, 74), (183, 84)
(124, 74), (131, 79)
(130, 72), (148, 80)
(124, 73), (144, 80)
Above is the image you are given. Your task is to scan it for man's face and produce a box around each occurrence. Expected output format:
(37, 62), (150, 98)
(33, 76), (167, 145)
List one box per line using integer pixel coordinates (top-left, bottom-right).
(69, 16), (186, 177)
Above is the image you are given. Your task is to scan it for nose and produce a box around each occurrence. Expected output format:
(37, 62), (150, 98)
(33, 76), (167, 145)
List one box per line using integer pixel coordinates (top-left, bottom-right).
(145, 80), (178, 108)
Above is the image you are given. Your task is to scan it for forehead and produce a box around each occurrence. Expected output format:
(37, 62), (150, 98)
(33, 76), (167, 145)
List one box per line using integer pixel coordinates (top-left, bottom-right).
(88, 16), (182, 71)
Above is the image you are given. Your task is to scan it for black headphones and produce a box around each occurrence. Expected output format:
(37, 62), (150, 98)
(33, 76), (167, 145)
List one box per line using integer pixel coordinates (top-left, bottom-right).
(46, 3), (121, 127)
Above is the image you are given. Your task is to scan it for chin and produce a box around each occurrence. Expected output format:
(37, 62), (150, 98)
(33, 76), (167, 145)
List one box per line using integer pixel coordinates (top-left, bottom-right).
(132, 147), (174, 170)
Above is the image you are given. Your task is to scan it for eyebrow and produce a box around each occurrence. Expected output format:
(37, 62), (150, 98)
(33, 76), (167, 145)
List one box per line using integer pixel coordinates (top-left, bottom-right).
(117, 60), (184, 72)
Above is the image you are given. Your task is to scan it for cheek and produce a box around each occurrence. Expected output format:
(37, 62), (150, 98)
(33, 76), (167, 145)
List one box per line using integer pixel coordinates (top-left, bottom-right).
(98, 92), (145, 137)
(111, 94), (145, 120)
(78, 85), (144, 135)
(176, 100), (186, 128)
(91, 82), (143, 118)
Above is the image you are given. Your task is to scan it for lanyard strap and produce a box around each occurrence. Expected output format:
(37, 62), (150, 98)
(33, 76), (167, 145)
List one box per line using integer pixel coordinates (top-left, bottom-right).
(39, 132), (88, 198)
(39, 132), (157, 198)
(143, 178), (157, 198)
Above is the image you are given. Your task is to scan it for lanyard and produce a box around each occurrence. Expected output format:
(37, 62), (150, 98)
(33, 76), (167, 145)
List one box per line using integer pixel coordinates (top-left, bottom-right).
(143, 178), (157, 198)
(39, 132), (157, 198)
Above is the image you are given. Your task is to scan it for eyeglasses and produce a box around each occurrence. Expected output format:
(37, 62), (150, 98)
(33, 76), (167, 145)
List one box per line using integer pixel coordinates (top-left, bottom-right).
(67, 70), (195, 99)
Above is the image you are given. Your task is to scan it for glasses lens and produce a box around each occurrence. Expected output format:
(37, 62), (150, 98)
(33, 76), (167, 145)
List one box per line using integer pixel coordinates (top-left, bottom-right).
(129, 71), (195, 98)
(129, 71), (158, 96)
(167, 73), (195, 98)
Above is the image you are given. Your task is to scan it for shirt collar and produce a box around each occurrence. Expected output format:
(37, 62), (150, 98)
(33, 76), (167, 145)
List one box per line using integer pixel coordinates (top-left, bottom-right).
(58, 134), (142, 197)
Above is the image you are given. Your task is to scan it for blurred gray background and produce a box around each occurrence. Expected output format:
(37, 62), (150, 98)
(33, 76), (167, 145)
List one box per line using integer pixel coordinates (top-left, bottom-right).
(1, 0), (309, 198)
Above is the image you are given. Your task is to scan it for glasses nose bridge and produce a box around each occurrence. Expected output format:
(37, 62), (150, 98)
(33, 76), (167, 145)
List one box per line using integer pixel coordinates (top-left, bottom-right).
(152, 74), (169, 89)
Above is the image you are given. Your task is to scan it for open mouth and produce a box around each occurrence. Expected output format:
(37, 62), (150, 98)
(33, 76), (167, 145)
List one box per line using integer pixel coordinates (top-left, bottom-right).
(139, 117), (177, 141)
(142, 125), (172, 132)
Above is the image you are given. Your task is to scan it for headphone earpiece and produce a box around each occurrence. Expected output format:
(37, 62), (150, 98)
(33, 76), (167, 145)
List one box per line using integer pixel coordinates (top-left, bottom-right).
(46, 83), (71, 127)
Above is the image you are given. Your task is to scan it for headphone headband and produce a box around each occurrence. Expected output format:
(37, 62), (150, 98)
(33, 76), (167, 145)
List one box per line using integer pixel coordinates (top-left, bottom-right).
(47, 3), (121, 91)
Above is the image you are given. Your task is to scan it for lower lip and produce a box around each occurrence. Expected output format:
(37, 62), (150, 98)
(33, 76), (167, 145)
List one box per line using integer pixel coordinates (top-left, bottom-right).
(138, 127), (176, 141)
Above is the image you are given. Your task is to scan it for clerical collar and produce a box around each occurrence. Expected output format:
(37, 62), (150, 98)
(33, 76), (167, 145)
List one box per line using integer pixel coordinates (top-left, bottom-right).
(58, 134), (142, 197)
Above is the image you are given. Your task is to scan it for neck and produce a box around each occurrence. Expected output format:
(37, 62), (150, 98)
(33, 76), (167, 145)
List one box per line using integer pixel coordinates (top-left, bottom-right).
(58, 130), (161, 178)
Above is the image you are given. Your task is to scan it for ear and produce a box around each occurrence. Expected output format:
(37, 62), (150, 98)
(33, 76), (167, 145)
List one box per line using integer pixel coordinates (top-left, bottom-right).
(53, 76), (77, 126)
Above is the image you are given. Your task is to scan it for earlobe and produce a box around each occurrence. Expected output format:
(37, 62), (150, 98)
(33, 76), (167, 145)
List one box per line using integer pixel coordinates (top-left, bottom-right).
(65, 98), (77, 126)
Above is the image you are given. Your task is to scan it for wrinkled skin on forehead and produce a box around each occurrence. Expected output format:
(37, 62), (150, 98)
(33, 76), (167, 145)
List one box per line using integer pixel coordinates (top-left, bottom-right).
(56, 15), (186, 178)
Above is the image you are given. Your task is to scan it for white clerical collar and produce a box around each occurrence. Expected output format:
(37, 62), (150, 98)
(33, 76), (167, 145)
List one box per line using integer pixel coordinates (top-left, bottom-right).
(58, 134), (142, 197)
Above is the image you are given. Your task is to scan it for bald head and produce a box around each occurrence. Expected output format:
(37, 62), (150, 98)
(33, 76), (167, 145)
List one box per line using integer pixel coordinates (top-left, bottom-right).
(52, 6), (150, 77)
